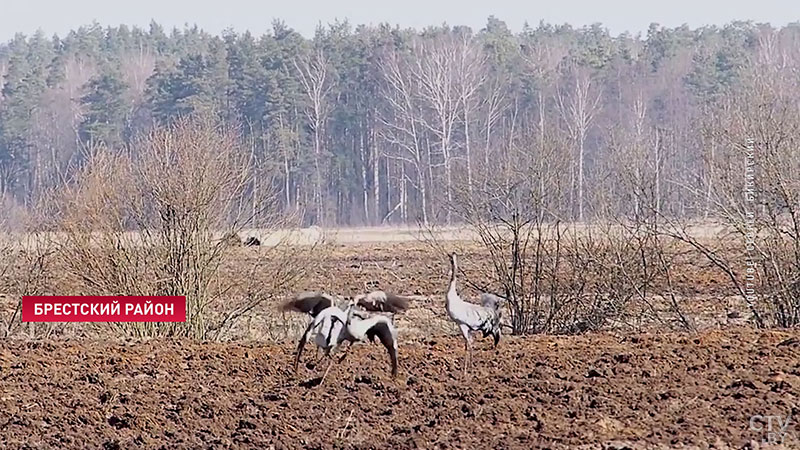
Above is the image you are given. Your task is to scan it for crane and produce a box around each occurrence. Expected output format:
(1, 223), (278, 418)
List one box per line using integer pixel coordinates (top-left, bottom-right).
(444, 253), (502, 376)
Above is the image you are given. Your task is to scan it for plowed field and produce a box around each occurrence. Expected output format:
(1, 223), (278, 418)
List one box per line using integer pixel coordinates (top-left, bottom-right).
(2, 328), (799, 449)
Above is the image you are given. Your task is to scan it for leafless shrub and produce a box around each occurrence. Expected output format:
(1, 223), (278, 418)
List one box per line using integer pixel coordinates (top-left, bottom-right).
(429, 211), (655, 335)
(40, 117), (315, 339)
(679, 65), (800, 328)
(427, 128), (671, 335)
(0, 207), (58, 338)
(601, 126), (696, 332)
(221, 231), (243, 247)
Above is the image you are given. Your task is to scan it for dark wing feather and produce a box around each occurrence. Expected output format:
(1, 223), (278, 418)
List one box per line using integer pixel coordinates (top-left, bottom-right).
(358, 291), (411, 314)
(293, 320), (315, 372)
(366, 320), (398, 377)
(480, 293), (503, 311)
(355, 291), (382, 311)
(382, 293), (411, 313)
(281, 292), (334, 317)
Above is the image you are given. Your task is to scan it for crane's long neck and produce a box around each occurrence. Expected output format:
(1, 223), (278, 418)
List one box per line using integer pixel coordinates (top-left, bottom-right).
(344, 303), (354, 326)
(447, 257), (459, 305)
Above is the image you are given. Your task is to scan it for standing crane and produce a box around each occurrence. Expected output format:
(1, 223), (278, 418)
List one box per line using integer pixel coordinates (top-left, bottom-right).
(444, 253), (502, 376)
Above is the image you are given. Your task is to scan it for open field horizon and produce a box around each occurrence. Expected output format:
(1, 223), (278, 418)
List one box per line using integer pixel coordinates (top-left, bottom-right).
(0, 221), (736, 249)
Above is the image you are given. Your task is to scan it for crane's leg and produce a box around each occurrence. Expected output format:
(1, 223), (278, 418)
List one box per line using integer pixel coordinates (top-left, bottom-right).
(465, 340), (472, 376)
(318, 356), (335, 387)
(311, 347), (327, 367)
(492, 322), (501, 349)
(294, 321), (316, 373)
(336, 340), (355, 363)
(459, 324), (472, 377)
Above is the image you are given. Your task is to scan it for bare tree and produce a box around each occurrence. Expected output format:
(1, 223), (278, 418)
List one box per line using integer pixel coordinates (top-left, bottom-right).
(121, 47), (156, 100)
(294, 48), (335, 225)
(556, 65), (602, 222)
(520, 33), (568, 217)
(657, 54), (800, 328)
(408, 34), (461, 224)
(477, 74), (506, 194)
(0, 58), (6, 108)
(454, 31), (488, 195)
(520, 32), (568, 155)
(378, 46), (430, 225)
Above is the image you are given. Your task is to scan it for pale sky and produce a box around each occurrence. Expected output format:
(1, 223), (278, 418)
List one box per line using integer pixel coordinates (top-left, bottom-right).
(2, 0), (799, 42)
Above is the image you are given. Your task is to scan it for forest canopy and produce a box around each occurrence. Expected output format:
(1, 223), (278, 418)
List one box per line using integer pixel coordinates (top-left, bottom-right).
(0, 18), (797, 226)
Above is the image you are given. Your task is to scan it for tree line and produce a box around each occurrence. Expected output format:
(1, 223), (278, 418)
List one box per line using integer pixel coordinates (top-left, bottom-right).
(1, 18), (798, 226)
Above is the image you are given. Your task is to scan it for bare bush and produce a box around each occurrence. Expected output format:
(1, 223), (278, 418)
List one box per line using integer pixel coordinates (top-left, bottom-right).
(680, 65), (800, 328)
(40, 118), (314, 339)
(0, 207), (57, 338)
(600, 125), (696, 332)
(426, 127), (673, 335)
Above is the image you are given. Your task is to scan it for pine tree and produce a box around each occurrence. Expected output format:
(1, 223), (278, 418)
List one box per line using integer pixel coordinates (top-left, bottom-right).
(0, 33), (51, 174)
(79, 70), (128, 147)
(146, 37), (229, 124)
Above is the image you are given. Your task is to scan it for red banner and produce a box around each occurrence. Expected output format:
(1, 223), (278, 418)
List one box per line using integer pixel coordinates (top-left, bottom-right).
(21, 296), (187, 322)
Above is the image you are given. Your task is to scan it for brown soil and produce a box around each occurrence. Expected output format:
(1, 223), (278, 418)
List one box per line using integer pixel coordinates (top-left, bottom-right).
(2, 328), (800, 449)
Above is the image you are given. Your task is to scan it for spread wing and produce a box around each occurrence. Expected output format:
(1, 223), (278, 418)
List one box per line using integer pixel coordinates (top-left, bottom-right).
(365, 319), (398, 377)
(358, 291), (411, 314)
(281, 292), (335, 317)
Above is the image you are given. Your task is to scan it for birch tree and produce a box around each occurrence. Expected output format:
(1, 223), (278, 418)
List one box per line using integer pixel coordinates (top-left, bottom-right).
(378, 46), (430, 225)
(294, 47), (334, 225)
(454, 30), (487, 194)
(556, 65), (602, 222)
(408, 34), (460, 223)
